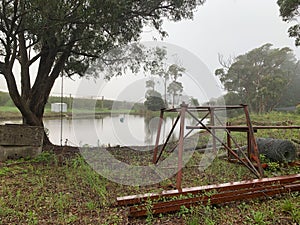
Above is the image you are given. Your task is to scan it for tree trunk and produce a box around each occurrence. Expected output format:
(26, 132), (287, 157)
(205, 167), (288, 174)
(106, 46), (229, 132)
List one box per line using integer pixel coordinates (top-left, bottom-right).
(2, 31), (73, 147)
(20, 97), (53, 146)
(6, 74), (54, 146)
(21, 113), (52, 146)
(29, 89), (54, 146)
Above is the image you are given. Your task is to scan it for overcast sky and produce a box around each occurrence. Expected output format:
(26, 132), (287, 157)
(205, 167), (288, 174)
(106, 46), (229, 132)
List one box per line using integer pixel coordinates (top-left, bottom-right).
(1, 0), (299, 102)
(152, 0), (300, 70)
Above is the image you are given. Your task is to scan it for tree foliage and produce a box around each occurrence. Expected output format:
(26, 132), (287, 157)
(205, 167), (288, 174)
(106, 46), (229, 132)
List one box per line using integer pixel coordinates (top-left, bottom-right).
(167, 80), (183, 107)
(0, 0), (205, 143)
(277, 0), (300, 46)
(144, 95), (165, 111)
(216, 43), (299, 113)
(149, 46), (186, 105)
(278, 73), (300, 107)
(189, 97), (199, 106)
(144, 76), (165, 111)
(146, 79), (156, 91)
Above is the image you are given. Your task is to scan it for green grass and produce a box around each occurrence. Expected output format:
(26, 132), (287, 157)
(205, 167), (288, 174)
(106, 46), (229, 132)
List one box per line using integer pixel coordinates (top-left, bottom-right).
(228, 112), (300, 147)
(0, 106), (20, 112)
(0, 147), (298, 224)
(0, 152), (111, 224)
(0, 106), (21, 120)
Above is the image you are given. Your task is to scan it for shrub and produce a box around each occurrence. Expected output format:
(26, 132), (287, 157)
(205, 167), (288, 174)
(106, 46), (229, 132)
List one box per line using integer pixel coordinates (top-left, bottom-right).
(144, 96), (165, 111)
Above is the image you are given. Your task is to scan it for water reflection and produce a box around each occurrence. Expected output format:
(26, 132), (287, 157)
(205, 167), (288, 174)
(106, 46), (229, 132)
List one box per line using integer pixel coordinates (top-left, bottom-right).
(1, 114), (198, 147)
(144, 116), (179, 145)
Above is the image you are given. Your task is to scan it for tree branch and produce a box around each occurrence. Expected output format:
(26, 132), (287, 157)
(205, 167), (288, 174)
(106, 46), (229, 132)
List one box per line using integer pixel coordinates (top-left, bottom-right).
(28, 52), (41, 66)
(218, 53), (235, 69)
(18, 30), (31, 100)
(70, 50), (98, 58)
(0, 61), (5, 74)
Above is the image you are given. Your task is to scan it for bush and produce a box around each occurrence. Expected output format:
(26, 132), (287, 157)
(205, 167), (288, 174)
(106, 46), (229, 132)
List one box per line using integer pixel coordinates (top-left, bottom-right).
(144, 96), (165, 111)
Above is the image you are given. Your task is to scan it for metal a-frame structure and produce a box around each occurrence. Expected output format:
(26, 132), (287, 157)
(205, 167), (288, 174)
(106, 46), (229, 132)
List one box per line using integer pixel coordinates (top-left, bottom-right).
(152, 104), (264, 191)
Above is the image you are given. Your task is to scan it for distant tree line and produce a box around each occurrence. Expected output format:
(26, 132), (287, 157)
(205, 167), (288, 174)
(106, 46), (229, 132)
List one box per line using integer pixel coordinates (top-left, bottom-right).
(0, 92), (145, 112)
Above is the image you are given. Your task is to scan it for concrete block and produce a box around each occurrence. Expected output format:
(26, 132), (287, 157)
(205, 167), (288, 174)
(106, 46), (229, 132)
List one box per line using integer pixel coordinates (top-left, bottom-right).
(0, 124), (44, 161)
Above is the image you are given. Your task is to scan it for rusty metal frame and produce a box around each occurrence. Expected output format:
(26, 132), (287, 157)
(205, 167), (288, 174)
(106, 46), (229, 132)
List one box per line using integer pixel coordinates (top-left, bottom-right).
(152, 104), (264, 189)
(152, 104), (300, 191)
(153, 103), (300, 191)
(185, 107), (261, 178)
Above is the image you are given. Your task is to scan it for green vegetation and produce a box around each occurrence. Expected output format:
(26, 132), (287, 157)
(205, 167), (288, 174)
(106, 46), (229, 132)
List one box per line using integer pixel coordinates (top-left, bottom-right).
(229, 111), (300, 142)
(149, 58), (186, 107)
(0, 152), (110, 224)
(144, 96), (165, 111)
(278, 0), (300, 46)
(144, 60), (187, 109)
(215, 43), (299, 114)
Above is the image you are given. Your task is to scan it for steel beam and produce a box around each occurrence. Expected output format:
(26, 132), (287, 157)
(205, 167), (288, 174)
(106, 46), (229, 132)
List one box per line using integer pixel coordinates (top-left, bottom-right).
(126, 174), (300, 217)
(117, 174), (300, 206)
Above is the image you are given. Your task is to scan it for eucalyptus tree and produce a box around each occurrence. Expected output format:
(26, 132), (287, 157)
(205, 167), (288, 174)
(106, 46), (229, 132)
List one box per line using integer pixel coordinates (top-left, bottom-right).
(277, 0), (300, 46)
(0, 0), (205, 144)
(146, 79), (156, 91)
(167, 80), (183, 107)
(215, 43), (299, 113)
(151, 57), (185, 105)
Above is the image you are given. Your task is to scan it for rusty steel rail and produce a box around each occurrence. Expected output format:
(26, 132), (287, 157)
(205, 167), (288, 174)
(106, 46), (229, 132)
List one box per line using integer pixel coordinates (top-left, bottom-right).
(117, 174), (300, 206)
(121, 174), (300, 217)
(129, 182), (300, 217)
(186, 125), (300, 130)
(164, 105), (247, 112)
